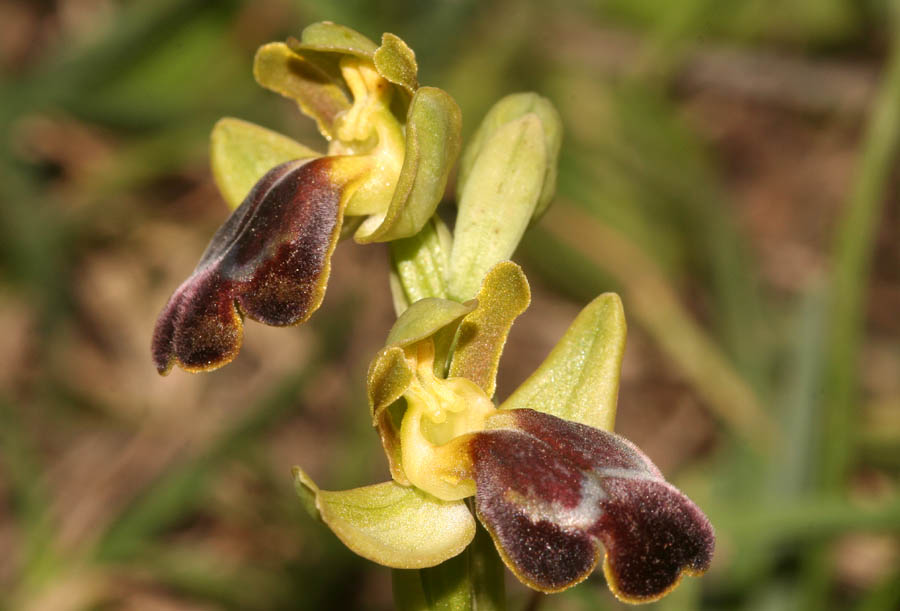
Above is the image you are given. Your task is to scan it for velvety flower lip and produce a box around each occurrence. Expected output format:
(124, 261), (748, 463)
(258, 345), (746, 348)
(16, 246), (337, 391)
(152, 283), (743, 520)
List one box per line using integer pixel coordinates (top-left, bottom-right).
(471, 408), (715, 602)
(152, 156), (367, 374)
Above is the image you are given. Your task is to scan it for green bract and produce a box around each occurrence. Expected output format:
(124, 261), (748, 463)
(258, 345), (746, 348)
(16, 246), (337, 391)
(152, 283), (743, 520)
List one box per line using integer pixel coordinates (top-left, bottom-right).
(448, 93), (563, 301)
(458, 92), (563, 219)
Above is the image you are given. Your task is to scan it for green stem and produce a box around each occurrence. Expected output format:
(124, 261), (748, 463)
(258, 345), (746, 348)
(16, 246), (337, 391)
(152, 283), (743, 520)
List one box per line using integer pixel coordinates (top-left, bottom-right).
(468, 510), (506, 611)
(393, 524), (507, 611)
(393, 556), (472, 611)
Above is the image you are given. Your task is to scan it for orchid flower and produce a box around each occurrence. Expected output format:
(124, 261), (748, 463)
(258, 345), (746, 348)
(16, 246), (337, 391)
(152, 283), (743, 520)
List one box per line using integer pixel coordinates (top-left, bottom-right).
(295, 262), (714, 603)
(152, 23), (460, 374)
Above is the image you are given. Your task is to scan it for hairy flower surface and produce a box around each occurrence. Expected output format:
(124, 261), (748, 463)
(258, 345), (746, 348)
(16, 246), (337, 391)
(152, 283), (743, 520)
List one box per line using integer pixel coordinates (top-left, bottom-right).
(153, 23), (460, 374)
(295, 262), (715, 603)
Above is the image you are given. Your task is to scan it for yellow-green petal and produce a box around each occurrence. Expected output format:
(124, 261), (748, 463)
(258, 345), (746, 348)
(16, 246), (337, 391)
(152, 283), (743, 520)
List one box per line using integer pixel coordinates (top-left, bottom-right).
(293, 467), (475, 569)
(374, 32), (418, 94)
(448, 114), (546, 301)
(368, 346), (415, 416)
(448, 261), (531, 398)
(291, 21), (377, 58)
(253, 42), (350, 139)
(500, 293), (626, 431)
(210, 118), (320, 209)
(354, 87), (462, 243)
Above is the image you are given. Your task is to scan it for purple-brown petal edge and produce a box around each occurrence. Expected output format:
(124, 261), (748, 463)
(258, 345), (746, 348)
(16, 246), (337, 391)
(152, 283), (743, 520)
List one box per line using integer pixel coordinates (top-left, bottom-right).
(470, 409), (714, 601)
(152, 157), (349, 374)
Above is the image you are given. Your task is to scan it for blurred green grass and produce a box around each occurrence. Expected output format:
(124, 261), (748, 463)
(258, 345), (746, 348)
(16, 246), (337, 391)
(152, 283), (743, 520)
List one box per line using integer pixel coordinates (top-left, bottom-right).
(1, 1), (899, 610)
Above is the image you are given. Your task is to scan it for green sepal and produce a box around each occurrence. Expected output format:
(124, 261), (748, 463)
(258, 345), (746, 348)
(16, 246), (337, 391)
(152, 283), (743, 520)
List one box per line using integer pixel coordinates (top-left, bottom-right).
(390, 217), (453, 305)
(354, 87), (462, 243)
(448, 262), (531, 398)
(387, 298), (476, 348)
(289, 22), (377, 59)
(374, 33), (419, 95)
(458, 92), (562, 219)
(394, 554), (474, 611)
(210, 118), (320, 209)
(293, 467), (475, 569)
(253, 42), (350, 139)
(500, 293), (626, 431)
(448, 114), (545, 301)
(284, 23), (377, 102)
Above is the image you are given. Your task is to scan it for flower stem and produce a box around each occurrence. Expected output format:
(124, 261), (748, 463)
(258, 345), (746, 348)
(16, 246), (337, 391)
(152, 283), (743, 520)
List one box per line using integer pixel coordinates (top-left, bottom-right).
(467, 510), (506, 611)
(393, 556), (472, 611)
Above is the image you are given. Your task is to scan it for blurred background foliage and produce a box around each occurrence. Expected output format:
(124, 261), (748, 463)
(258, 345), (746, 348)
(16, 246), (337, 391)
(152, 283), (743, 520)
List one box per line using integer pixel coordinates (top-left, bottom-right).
(1, 0), (900, 609)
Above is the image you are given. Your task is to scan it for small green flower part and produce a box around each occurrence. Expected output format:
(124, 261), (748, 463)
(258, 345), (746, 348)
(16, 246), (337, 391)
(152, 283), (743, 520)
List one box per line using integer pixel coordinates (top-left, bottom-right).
(367, 297), (475, 485)
(447, 260), (531, 396)
(153, 24), (461, 373)
(297, 262), (714, 602)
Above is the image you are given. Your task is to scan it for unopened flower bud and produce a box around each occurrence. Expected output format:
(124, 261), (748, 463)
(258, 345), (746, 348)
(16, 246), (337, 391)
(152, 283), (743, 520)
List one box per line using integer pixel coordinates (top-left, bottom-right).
(448, 93), (562, 301)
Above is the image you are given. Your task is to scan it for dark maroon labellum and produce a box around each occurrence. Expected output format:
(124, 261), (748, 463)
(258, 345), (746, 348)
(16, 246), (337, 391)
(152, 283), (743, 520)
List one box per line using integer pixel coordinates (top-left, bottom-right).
(471, 409), (714, 601)
(152, 158), (346, 374)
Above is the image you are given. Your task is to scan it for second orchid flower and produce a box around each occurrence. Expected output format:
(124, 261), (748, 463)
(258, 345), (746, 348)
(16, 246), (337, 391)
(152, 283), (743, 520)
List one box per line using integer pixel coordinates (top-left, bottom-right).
(153, 23), (460, 374)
